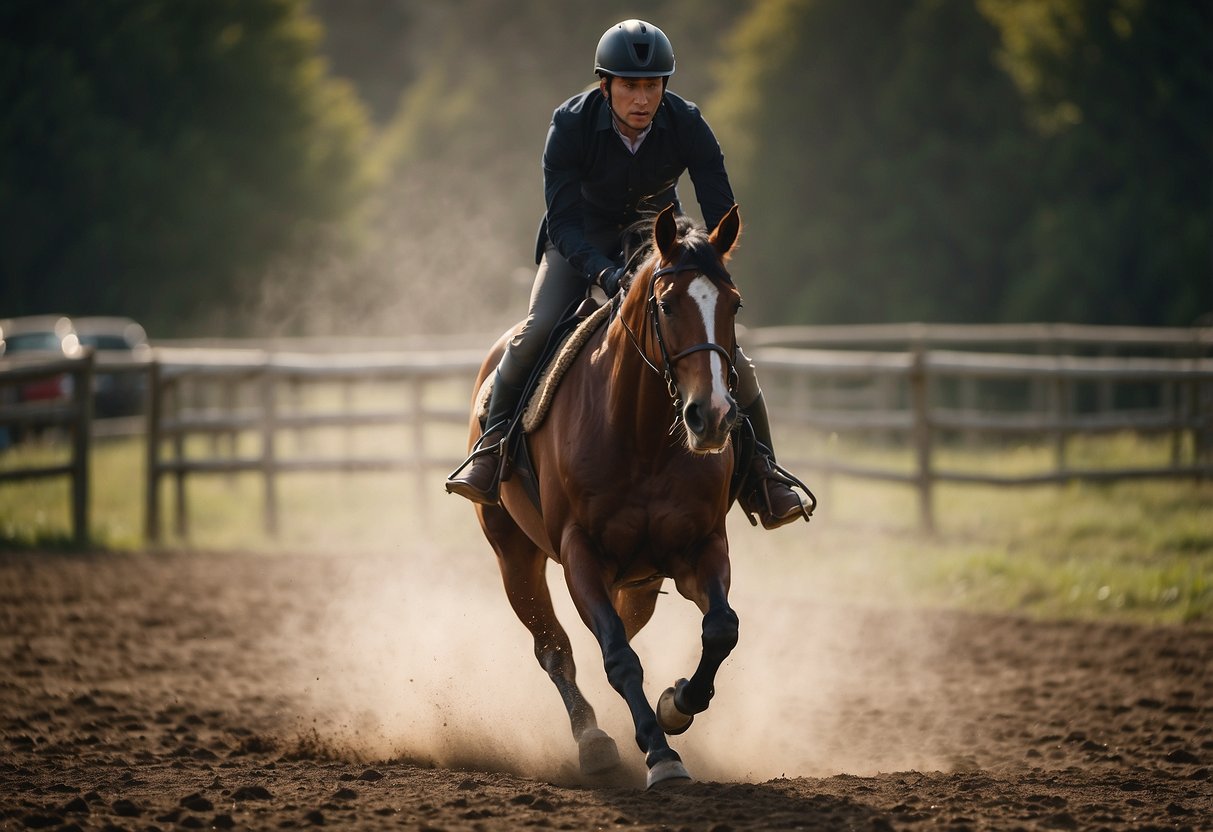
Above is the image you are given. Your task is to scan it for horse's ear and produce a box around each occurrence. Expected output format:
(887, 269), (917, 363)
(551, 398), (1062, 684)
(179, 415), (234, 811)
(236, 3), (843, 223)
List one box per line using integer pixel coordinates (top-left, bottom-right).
(709, 204), (742, 260)
(655, 205), (678, 260)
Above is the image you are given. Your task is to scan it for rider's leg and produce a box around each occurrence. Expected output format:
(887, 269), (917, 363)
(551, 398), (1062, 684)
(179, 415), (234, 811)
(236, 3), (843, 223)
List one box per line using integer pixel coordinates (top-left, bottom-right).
(735, 349), (812, 529)
(446, 243), (589, 505)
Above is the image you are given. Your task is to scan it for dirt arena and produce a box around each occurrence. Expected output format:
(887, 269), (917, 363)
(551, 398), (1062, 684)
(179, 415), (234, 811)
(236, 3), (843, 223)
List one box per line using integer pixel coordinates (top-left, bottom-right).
(1, 547), (1209, 831)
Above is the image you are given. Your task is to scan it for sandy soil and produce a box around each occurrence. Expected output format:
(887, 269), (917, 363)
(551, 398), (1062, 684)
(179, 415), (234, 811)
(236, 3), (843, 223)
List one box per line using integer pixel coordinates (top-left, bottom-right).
(1, 549), (1209, 831)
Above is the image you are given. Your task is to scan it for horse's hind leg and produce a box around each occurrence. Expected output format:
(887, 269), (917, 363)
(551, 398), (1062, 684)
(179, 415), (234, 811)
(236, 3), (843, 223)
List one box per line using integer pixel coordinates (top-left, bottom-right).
(658, 535), (739, 735)
(481, 507), (619, 775)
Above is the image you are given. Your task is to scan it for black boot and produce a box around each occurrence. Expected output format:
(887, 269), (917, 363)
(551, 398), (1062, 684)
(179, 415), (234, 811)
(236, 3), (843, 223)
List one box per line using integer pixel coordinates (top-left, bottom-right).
(739, 393), (815, 530)
(445, 369), (525, 505)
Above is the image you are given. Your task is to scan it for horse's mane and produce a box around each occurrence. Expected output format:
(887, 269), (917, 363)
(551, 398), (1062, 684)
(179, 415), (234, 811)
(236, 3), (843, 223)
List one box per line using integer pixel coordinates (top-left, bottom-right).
(621, 212), (733, 285)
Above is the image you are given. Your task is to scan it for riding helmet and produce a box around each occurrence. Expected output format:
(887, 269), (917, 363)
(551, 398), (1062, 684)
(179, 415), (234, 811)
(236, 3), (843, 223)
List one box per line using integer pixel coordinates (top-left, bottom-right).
(594, 19), (675, 78)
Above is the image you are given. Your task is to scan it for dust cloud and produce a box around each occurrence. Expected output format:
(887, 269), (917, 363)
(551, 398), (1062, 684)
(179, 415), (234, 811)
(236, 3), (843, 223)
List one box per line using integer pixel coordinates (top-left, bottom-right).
(250, 161), (539, 343)
(277, 508), (964, 785)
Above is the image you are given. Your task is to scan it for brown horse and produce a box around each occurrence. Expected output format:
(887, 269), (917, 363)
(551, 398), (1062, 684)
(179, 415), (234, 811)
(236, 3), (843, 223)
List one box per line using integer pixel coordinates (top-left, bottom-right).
(468, 204), (744, 788)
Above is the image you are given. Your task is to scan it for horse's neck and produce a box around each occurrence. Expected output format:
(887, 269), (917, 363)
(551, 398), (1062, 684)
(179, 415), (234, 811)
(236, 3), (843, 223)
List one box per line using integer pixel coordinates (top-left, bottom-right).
(603, 286), (677, 456)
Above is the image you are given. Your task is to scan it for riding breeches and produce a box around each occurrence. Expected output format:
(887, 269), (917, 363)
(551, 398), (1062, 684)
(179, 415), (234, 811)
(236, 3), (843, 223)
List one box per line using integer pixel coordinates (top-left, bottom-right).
(497, 237), (601, 389)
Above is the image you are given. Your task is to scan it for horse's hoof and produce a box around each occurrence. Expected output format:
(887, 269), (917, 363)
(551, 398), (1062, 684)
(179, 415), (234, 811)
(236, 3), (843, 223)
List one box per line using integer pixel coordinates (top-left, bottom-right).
(656, 680), (694, 736)
(578, 727), (621, 775)
(645, 759), (692, 790)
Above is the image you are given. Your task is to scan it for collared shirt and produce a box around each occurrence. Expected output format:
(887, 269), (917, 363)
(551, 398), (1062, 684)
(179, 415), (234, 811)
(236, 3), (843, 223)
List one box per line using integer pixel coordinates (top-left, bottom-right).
(537, 89), (736, 280)
(612, 119), (652, 154)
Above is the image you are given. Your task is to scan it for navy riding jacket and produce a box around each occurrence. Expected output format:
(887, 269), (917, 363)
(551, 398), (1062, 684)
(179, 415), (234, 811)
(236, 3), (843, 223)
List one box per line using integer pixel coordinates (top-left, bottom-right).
(536, 89), (736, 280)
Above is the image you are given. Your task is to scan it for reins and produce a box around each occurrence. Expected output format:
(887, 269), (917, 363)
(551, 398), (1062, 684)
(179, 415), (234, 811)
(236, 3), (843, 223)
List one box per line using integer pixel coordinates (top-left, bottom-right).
(616, 254), (739, 414)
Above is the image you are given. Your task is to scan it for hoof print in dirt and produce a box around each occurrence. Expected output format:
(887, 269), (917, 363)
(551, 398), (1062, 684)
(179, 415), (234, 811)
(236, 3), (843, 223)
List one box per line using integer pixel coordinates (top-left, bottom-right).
(111, 799), (142, 817)
(179, 793), (213, 812)
(231, 785), (272, 801)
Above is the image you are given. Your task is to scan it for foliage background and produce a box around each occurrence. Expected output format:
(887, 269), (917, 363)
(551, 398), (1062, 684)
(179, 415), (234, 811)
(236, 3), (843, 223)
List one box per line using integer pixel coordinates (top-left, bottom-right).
(1, 0), (1209, 337)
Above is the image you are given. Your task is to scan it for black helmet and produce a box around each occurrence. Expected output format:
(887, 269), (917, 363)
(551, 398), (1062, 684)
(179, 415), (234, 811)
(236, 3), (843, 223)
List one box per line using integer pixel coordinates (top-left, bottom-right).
(594, 19), (675, 78)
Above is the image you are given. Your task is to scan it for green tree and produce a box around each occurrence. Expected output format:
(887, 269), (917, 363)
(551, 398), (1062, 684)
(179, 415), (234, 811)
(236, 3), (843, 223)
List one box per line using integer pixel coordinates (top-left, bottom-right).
(982, 0), (1213, 325)
(712, 0), (1036, 325)
(0, 0), (373, 335)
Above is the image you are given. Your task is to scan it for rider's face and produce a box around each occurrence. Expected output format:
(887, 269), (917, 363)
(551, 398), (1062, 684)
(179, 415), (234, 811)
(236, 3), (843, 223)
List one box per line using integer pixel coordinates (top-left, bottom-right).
(602, 76), (664, 137)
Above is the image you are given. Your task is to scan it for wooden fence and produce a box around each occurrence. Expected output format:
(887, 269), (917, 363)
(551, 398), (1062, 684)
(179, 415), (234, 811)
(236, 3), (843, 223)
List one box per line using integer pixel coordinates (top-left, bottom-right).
(755, 345), (1213, 529)
(1, 324), (1210, 541)
(143, 347), (483, 541)
(0, 352), (95, 544)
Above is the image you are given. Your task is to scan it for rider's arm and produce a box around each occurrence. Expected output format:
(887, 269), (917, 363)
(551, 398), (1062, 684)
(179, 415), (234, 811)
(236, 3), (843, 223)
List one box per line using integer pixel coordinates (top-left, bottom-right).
(680, 103), (736, 233)
(543, 116), (617, 282)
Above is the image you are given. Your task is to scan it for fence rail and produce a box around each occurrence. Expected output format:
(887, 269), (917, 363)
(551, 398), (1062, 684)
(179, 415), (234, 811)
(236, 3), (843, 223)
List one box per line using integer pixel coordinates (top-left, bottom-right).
(1, 324), (1210, 541)
(747, 322), (1213, 352)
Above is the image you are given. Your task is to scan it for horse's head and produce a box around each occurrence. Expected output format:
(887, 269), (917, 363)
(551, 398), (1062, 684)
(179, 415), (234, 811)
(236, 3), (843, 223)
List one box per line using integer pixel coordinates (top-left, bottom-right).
(629, 204), (744, 455)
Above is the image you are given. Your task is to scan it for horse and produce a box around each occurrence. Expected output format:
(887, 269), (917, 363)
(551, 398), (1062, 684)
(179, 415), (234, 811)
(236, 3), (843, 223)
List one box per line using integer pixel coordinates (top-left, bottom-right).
(467, 204), (745, 789)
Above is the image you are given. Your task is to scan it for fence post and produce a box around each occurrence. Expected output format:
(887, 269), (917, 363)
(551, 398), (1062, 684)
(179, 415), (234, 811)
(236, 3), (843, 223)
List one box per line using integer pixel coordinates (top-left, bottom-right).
(261, 366), (279, 536)
(910, 345), (934, 532)
(1052, 374), (1069, 475)
(1188, 380), (1208, 465)
(144, 360), (162, 544)
(409, 375), (428, 524)
(343, 378), (355, 460)
(172, 378), (188, 539)
(70, 352), (94, 546)
(959, 375), (979, 447)
(222, 379), (238, 462)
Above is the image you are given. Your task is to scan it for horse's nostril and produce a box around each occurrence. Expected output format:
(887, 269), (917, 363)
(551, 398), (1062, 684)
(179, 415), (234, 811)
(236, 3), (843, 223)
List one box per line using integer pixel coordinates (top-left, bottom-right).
(684, 402), (706, 436)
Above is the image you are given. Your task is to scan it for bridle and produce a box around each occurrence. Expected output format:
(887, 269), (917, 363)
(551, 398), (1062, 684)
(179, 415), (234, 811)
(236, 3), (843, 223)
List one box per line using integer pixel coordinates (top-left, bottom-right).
(617, 254), (739, 412)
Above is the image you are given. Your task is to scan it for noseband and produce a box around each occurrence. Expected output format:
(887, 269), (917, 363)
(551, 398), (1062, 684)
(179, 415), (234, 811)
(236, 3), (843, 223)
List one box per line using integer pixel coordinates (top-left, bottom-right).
(619, 257), (739, 411)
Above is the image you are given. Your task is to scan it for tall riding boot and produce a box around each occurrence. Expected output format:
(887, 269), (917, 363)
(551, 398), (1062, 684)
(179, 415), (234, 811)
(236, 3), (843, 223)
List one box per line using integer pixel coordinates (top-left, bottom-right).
(739, 393), (814, 530)
(445, 369), (526, 505)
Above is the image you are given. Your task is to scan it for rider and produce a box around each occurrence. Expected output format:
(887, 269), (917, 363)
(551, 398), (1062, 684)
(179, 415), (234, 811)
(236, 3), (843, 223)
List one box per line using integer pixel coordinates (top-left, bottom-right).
(446, 18), (811, 530)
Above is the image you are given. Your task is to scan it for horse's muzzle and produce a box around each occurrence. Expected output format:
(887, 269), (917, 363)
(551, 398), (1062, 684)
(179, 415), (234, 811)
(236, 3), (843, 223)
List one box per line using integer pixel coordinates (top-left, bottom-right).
(682, 395), (738, 454)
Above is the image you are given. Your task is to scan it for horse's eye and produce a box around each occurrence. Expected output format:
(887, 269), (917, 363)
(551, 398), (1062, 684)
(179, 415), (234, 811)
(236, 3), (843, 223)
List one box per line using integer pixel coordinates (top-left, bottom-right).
(658, 301), (673, 315)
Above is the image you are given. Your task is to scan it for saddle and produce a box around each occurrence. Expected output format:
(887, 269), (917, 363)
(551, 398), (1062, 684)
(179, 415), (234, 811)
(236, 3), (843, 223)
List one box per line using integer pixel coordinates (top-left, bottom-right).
(475, 297), (611, 434)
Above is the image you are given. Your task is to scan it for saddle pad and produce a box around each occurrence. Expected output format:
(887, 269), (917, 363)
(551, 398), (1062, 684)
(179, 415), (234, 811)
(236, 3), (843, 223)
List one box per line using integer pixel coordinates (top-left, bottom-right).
(522, 301), (611, 431)
(475, 301), (612, 433)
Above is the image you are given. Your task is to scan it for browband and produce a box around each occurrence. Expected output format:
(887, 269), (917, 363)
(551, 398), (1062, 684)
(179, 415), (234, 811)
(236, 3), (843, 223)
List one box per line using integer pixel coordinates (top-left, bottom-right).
(651, 252), (733, 284)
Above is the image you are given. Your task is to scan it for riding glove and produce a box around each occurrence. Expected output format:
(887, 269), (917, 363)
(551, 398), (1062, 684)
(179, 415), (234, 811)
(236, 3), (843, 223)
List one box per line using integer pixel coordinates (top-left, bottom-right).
(596, 266), (626, 297)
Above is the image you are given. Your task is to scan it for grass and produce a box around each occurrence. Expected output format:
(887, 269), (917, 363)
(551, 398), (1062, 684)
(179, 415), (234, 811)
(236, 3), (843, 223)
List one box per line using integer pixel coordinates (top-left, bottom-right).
(0, 429), (1209, 625)
(757, 430), (1212, 624)
(917, 478), (1210, 623)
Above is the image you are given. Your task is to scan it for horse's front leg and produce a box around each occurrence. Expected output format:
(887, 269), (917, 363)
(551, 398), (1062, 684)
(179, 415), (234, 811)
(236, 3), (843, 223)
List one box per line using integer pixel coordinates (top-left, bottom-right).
(657, 533), (738, 735)
(562, 531), (690, 789)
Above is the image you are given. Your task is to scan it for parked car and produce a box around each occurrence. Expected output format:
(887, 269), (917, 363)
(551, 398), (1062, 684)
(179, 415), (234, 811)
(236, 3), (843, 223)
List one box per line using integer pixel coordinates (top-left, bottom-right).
(0, 315), (83, 443)
(72, 316), (151, 417)
(0, 314), (82, 402)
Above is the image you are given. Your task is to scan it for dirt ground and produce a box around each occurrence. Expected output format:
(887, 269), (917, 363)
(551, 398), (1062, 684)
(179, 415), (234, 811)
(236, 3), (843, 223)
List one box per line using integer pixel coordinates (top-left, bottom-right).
(1, 548), (1209, 832)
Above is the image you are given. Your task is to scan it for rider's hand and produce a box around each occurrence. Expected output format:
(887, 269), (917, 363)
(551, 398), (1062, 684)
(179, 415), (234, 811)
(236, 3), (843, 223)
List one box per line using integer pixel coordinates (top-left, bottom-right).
(596, 266), (626, 298)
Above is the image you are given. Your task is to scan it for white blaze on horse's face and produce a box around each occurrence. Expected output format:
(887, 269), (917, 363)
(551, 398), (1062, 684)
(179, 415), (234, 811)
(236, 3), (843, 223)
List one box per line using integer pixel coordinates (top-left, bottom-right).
(687, 276), (731, 410)
(680, 275), (737, 454)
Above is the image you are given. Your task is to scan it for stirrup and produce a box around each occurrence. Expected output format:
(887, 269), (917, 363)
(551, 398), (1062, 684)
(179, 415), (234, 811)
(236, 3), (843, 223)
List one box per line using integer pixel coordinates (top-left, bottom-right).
(444, 426), (508, 504)
(446, 427), (505, 479)
(740, 457), (817, 529)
